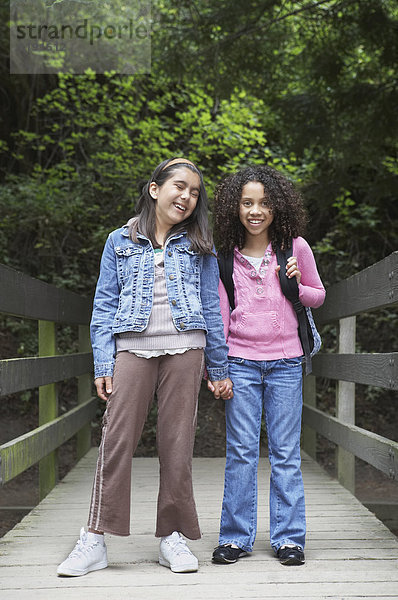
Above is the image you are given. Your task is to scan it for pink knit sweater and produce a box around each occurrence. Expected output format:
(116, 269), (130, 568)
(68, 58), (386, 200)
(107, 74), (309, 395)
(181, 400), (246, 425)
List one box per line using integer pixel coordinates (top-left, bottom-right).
(219, 237), (326, 361)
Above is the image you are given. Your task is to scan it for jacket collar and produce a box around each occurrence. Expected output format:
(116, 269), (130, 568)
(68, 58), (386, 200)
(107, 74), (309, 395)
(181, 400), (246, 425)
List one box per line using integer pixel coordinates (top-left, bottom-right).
(121, 218), (187, 243)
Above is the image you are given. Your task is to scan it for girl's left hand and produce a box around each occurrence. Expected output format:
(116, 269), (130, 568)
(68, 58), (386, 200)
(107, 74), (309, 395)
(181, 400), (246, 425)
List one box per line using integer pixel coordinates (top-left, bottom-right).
(275, 256), (301, 284)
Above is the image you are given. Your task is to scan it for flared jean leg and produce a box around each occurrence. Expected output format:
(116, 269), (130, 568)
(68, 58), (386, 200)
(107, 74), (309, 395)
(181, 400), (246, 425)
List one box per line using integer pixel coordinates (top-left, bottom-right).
(219, 358), (263, 553)
(263, 358), (306, 552)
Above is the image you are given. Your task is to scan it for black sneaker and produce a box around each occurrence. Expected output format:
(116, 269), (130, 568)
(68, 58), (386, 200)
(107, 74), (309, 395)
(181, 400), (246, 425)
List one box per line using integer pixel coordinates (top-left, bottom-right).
(212, 544), (247, 564)
(277, 545), (305, 566)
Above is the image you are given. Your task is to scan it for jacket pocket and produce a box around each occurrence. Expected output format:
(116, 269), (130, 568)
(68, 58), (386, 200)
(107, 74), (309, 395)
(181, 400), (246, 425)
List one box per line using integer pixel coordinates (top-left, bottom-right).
(114, 245), (143, 280)
(174, 244), (200, 273)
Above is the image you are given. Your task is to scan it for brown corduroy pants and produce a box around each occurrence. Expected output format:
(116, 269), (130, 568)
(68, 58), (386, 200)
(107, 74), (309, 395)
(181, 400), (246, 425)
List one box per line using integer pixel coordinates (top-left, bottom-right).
(88, 349), (204, 539)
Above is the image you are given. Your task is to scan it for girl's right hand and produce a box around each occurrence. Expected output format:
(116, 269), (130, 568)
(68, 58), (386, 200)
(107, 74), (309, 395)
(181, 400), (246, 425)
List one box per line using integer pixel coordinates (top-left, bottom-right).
(94, 376), (113, 401)
(207, 378), (234, 400)
(275, 256), (301, 284)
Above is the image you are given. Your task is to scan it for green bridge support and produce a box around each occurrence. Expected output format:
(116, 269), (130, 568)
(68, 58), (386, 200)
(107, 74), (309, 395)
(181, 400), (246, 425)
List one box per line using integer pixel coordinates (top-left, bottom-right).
(38, 320), (58, 501)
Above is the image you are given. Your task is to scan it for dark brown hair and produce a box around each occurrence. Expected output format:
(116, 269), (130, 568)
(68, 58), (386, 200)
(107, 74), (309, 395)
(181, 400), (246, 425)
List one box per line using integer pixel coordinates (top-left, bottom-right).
(130, 158), (213, 254)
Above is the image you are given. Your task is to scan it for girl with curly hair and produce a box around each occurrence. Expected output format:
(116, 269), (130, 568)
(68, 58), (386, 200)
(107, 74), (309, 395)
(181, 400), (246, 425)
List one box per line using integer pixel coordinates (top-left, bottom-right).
(210, 165), (325, 566)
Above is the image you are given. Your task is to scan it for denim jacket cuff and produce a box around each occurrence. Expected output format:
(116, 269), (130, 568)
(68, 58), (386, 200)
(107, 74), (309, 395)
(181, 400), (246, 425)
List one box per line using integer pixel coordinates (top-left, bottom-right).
(206, 366), (229, 382)
(94, 362), (115, 379)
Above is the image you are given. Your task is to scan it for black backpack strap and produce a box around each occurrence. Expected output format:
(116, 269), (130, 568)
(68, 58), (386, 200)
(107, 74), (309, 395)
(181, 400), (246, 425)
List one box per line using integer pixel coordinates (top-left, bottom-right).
(217, 252), (235, 310)
(275, 245), (298, 305)
(276, 244), (313, 374)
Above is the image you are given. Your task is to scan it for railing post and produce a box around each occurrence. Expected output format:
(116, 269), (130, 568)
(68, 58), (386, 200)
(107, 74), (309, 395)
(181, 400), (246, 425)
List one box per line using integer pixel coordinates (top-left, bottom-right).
(302, 374), (316, 459)
(77, 325), (93, 459)
(336, 316), (356, 494)
(38, 320), (58, 500)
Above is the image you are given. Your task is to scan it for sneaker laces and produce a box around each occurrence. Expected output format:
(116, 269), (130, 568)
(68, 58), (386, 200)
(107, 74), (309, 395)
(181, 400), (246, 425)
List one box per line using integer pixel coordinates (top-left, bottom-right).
(68, 528), (98, 559)
(166, 534), (192, 556)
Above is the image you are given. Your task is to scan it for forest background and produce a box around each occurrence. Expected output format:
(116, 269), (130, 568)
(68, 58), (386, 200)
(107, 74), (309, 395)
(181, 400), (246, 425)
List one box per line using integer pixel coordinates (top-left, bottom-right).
(0, 0), (397, 531)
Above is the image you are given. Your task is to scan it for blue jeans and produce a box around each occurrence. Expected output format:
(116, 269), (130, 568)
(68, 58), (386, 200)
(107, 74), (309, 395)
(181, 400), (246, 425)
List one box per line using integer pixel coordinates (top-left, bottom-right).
(219, 357), (306, 553)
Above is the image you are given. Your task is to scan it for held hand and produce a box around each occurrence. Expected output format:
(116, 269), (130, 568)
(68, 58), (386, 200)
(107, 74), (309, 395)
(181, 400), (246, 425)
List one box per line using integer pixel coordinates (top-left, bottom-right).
(219, 378), (234, 400)
(209, 377), (234, 400)
(94, 376), (113, 401)
(207, 379), (215, 394)
(275, 257), (301, 284)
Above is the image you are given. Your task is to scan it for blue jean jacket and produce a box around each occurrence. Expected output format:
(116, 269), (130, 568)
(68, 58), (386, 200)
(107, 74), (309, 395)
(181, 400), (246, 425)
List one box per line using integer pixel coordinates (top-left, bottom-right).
(90, 224), (229, 381)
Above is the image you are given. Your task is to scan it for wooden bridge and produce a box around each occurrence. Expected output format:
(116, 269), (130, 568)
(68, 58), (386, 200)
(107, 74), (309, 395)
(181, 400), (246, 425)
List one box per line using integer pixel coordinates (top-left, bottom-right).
(1, 253), (398, 598)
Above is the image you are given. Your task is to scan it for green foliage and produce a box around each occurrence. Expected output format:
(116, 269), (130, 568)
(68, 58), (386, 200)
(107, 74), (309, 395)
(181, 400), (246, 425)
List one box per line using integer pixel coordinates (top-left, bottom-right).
(0, 0), (396, 294)
(151, 0), (398, 278)
(0, 73), (284, 291)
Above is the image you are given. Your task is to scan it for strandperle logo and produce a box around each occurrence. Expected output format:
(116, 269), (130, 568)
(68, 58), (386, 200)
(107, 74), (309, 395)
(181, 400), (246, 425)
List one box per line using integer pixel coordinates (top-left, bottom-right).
(15, 18), (149, 45)
(10, 0), (152, 74)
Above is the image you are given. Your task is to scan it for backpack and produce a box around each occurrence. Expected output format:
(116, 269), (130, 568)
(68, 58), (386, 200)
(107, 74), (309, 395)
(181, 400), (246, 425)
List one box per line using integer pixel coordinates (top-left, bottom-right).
(217, 244), (321, 375)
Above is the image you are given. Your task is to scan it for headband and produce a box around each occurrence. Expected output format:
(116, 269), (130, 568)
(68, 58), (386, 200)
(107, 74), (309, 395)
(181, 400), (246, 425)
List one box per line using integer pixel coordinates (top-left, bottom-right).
(162, 158), (198, 171)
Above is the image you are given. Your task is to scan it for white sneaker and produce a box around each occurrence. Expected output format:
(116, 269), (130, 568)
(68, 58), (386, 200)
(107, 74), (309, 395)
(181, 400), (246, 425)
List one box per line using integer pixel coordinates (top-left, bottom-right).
(57, 528), (108, 576)
(159, 531), (198, 573)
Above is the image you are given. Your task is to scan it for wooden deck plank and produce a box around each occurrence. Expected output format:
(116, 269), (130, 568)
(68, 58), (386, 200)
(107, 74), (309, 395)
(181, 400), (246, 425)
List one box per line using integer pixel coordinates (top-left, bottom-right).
(1, 450), (397, 599)
(1, 567), (398, 585)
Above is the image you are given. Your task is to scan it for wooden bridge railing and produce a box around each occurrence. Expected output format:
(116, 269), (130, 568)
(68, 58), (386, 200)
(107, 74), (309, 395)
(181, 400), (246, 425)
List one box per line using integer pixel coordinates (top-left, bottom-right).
(1, 254), (397, 507)
(303, 251), (398, 494)
(0, 264), (97, 500)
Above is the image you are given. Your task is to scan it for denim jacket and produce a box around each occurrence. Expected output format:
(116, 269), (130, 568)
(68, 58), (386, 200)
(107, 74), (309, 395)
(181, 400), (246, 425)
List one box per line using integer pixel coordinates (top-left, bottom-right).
(90, 223), (229, 381)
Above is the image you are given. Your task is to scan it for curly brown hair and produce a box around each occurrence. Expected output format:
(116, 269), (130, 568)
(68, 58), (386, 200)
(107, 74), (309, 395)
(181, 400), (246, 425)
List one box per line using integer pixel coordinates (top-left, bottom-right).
(214, 165), (307, 254)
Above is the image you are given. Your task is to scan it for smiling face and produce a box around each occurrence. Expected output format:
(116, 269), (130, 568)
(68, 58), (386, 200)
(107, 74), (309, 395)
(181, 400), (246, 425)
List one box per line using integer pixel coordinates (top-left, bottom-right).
(239, 180), (274, 245)
(149, 167), (200, 241)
